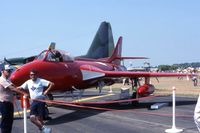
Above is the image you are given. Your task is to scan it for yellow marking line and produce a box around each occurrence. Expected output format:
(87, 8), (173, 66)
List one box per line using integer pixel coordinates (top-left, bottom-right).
(0, 110), (30, 118)
(72, 93), (115, 102)
(14, 110), (30, 116)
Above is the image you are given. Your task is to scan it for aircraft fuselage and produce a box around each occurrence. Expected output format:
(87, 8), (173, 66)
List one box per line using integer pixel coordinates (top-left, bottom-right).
(11, 59), (116, 92)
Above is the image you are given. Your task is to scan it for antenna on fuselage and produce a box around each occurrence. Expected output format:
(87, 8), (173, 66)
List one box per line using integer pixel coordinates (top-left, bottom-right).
(48, 42), (56, 50)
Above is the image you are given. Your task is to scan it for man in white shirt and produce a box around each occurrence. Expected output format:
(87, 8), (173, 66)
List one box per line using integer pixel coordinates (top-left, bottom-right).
(18, 69), (54, 133)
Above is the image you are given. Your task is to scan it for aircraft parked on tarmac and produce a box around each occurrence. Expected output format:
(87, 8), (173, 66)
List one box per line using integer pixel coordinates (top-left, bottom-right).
(10, 22), (192, 105)
(3, 21), (115, 67)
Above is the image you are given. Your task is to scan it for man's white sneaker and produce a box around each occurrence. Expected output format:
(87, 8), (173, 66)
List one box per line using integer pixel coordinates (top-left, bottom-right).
(41, 126), (52, 133)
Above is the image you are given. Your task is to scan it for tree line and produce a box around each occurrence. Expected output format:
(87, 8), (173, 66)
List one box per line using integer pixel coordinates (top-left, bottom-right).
(158, 62), (200, 71)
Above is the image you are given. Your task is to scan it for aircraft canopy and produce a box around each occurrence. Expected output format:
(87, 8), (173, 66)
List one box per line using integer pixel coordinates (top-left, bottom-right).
(36, 49), (74, 62)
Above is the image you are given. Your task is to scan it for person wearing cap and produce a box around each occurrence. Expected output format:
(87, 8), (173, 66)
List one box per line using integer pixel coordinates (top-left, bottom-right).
(18, 69), (54, 133)
(0, 64), (20, 133)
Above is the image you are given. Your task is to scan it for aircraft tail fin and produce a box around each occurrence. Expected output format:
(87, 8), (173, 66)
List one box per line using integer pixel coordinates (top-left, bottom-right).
(105, 37), (148, 65)
(106, 37), (122, 65)
(80, 21), (115, 59)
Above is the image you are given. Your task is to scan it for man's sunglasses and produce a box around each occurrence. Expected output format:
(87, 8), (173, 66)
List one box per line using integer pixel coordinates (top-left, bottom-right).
(5, 70), (12, 73)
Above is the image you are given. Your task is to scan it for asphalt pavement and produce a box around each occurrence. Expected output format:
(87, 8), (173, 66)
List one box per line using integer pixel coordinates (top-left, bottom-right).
(10, 90), (199, 133)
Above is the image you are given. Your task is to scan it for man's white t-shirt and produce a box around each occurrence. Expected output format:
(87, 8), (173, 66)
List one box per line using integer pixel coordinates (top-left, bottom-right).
(21, 78), (49, 99)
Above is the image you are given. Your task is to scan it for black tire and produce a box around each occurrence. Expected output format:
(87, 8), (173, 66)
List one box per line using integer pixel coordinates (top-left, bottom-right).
(131, 92), (139, 106)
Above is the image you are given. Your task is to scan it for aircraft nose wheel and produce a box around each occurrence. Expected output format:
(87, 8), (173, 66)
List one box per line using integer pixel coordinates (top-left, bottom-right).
(131, 92), (139, 106)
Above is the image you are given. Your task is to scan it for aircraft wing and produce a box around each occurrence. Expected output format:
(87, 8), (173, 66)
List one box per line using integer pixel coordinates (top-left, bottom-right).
(103, 71), (190, 78)
(113, 56), (149, 60)
(4, 56), (36, 65)
(80, 65), (192, 80)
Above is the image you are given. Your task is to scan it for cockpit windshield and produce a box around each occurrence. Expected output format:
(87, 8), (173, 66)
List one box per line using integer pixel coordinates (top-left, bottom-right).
(36, 50), (74, 62)
(37, 50), (47, 60)
(57, 50), (74, 61)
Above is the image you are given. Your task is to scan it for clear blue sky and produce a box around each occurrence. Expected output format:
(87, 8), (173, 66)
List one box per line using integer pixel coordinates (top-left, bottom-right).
(0, 0), (199, 67)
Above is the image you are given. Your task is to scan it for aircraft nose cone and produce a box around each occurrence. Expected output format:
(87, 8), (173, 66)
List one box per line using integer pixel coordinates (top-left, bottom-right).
(10, 67), (29, 86)
(10, 70), (24, 86)
(10, 73), (18, 85)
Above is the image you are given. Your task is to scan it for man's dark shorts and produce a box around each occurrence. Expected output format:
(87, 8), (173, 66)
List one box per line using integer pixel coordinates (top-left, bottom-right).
(30, 101), (45, 117)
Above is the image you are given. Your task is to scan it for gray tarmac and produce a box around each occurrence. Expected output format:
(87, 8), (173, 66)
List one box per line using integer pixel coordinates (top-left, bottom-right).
(11, 90), (199, 133)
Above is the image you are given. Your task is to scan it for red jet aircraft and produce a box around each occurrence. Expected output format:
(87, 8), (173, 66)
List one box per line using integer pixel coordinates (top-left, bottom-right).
(10, 35), (192, 104)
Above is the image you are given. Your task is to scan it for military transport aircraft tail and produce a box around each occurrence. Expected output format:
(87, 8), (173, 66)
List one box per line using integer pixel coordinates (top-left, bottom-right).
(78, 21), (115, 59)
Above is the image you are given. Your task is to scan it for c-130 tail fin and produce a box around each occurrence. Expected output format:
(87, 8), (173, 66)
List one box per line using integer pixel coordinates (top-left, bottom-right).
(81, 21), (115, 59)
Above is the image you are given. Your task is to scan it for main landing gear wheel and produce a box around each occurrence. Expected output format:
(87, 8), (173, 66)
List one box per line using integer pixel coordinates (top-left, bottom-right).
(131, 92), (139, 106)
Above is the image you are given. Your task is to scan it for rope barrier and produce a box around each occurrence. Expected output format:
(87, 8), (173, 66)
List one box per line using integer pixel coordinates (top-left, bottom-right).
(17, 90), (195, 133)
(29, 94), (193, 118)
(32, 94), (158, 105)
(46, 95), (158, 105)
(30, 97), (193, 119)
(18, 90), (194, 125)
